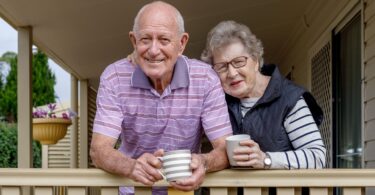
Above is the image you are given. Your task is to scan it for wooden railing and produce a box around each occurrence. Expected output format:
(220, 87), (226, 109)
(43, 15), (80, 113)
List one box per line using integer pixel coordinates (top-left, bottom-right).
(0, 168), (374, 195)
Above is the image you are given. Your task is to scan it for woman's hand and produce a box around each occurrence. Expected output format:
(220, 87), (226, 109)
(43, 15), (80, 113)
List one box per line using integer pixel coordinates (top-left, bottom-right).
(233, 140), (266, 169)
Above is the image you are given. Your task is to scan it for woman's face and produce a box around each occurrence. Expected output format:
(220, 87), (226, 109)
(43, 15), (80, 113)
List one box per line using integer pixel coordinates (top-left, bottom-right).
(212, 41), (259, 99)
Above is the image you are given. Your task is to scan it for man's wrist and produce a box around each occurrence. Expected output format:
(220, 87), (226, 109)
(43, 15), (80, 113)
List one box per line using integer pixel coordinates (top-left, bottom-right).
(122, 158), (136, 177)
(200, 154), (209, 172)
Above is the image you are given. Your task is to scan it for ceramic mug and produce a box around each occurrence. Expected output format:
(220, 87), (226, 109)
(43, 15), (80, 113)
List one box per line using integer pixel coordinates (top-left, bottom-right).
(225, 134), (251, 166)
(158, 149), (192, 182)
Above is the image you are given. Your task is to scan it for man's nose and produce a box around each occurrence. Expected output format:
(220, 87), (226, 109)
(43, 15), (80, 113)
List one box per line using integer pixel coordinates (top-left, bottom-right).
(148, 40), (161, 56)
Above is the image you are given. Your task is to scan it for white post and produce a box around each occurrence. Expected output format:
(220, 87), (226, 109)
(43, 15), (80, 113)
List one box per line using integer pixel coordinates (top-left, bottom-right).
(17, 26), (33, 195)
(79, 80), (88, 168)
(70, 75), (78, 168)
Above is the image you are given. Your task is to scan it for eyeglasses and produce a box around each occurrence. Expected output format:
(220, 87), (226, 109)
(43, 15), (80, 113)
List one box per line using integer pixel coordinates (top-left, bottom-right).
(213, 56), (248, 73)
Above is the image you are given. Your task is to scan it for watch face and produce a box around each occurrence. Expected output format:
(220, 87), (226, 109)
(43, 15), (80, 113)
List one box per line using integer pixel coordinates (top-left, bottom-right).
(265, 157), (271, 165)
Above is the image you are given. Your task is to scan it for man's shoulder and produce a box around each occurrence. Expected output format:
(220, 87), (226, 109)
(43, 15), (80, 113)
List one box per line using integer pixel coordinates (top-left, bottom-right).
(184, 56), (212, 69)
(182, 56), (216, 77)
(101, 58), (135, 79)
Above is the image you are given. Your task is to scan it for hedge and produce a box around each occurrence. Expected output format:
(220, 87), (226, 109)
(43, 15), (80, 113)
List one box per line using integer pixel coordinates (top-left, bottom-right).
(0, 122), (41, 168)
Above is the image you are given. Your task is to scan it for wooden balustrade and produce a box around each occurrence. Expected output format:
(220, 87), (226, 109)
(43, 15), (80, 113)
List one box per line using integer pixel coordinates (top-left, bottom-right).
(0, 168), (374, 195)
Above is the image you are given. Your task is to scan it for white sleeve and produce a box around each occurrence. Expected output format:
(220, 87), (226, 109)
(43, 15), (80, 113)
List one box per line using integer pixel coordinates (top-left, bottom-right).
(267, 96), (326, 169)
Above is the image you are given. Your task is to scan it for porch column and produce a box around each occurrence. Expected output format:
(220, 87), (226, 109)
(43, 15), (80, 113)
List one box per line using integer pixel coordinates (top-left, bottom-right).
(70, 75), (78, 168)
(79, 79), (89, 168)
(17, 26), (32, 195)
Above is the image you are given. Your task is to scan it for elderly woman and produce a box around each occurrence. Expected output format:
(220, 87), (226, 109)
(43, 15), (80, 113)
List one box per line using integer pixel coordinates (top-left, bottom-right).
(201, 20), (326, 170)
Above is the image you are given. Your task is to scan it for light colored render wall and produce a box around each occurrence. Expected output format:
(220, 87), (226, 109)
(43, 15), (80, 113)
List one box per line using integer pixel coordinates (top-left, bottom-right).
(364, 0), (375, 166)
(279, 0), (355, 89)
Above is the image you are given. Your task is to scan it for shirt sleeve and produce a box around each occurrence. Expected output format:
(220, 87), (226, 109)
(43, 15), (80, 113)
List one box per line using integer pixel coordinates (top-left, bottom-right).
(201, 68), (233, 141)
(268, 96), (327, 169)
(93, 71), (123, 139)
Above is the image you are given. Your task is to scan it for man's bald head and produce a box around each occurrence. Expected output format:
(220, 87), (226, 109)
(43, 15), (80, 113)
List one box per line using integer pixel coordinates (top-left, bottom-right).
(132, 1), (185, 35)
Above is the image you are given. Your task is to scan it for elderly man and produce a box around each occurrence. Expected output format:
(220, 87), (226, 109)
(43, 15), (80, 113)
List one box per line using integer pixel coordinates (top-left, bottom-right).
(90, 1), (232, 194)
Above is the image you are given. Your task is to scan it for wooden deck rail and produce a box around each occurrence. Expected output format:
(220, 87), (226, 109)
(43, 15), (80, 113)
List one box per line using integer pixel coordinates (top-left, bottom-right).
(0, 168), (374, 195)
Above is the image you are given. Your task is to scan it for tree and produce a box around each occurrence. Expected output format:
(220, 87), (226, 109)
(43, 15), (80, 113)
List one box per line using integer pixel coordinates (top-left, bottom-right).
(0, 53), (17, 122)
(0, 50), (56, 122)
(32, 50), (56, 107)
(0, 50), (54, 168)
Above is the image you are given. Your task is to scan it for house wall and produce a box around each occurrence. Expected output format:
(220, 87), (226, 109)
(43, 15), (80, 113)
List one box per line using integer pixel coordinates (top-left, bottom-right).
(45, 86), (97, 168)
(364, 0), (375, 168)
(280, 0), (357, 88)
(280, 0), (375, 171)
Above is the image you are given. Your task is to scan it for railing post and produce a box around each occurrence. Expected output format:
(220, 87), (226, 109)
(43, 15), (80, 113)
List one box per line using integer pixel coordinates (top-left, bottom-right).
(277, 187), (295, 195)
(310, 187), (331, 195)
(1, 186), (21, 195)
(34, 186), (53, 195)
(210, 187), (228, 195)
(244, 187), (262, 195)
(343, 187), (365, 195)
(67, 187), (87, 195)
(100, 187), (118, 195)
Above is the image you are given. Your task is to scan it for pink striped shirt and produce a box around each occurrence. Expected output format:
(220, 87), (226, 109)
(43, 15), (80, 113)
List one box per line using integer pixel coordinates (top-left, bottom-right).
(93, 55), (232, 158)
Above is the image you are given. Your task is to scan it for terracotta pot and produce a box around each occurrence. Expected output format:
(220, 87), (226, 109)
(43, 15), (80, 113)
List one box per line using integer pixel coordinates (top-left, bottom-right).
(32, 118), (72, 145)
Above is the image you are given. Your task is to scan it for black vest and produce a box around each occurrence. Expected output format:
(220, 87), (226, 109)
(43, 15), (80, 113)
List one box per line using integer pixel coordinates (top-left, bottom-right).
(226, 64), (323, 152)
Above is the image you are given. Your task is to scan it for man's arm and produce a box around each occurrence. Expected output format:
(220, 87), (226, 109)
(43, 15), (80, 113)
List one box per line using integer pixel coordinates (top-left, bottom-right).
(200, 136), (229, 172)
(90, 133), (163, 185)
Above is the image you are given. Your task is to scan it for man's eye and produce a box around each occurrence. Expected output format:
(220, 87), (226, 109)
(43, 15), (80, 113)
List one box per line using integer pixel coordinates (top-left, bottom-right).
(160, 39), (170, 44)
(140, 38), (150, 43)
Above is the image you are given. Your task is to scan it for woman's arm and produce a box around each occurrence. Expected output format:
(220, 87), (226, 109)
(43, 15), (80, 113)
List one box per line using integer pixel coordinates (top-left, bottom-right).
(268, 96), (327, 169)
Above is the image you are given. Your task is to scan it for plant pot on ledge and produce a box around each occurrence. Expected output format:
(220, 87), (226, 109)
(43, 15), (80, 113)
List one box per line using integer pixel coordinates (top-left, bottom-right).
(33, 118), (72, 145)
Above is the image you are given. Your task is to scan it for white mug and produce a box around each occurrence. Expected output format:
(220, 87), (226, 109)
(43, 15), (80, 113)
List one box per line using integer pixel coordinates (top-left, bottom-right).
(158, 149), (192, 182)
(225, 134), (251, 166)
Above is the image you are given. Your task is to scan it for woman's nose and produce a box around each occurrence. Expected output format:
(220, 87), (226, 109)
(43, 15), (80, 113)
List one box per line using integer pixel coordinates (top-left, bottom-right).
(227, 64), (238, 78)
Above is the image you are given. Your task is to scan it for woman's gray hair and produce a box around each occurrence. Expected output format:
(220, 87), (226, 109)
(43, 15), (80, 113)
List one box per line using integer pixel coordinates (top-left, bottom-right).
(201, 20), (264, 67)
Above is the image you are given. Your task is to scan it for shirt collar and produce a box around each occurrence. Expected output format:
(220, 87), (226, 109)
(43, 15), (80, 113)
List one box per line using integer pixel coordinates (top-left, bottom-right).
(131, 56), (190, 90)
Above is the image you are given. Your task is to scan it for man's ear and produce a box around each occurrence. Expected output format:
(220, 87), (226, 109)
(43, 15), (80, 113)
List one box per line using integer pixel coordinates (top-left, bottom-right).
(178, 33), (189, 55)
(129, 31), (137, 48)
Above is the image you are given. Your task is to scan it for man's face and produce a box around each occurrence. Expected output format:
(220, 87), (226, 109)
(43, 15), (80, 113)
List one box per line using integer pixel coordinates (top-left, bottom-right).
(130, 10), (188, 81)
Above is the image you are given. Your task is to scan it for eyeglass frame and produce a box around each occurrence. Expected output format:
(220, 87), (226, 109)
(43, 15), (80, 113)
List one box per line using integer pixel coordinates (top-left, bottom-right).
(212, 56), (249, 73)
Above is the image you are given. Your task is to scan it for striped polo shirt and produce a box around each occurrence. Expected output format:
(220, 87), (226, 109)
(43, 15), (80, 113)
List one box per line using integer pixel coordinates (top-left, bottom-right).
(93, 55), (232, 159)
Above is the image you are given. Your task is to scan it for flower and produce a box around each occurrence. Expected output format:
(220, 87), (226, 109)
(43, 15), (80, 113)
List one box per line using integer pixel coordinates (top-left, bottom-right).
(33, 103), (76, 119)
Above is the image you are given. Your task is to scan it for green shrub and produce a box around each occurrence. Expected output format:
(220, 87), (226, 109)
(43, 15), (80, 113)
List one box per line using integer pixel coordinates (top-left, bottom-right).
(0, 122), (41, 168)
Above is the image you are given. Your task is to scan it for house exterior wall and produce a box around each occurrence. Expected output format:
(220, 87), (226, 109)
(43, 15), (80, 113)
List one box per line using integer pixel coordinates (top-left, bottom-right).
(45, 86), (97, 168)
(364, 0), (375, 168)
(279, 0), (375, 171)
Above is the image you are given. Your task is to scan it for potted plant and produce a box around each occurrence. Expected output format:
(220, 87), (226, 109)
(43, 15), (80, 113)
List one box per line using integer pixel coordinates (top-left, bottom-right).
(32, 103), (74, 145)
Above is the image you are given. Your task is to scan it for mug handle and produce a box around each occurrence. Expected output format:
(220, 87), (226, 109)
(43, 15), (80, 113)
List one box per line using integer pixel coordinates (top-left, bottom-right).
(157, 157), (166, 180)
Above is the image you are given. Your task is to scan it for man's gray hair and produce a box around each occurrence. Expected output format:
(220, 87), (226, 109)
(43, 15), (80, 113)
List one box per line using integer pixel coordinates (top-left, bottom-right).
(132, 1), (185, 35)
(201, 20), (264, 68)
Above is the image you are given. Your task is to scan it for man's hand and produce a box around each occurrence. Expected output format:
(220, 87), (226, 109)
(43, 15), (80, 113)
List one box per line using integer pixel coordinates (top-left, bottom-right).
(169, 135), (230, 191)
(90, 133), (165, 185)
(169, 154), (206, 191)
(128, 149), (164, 185)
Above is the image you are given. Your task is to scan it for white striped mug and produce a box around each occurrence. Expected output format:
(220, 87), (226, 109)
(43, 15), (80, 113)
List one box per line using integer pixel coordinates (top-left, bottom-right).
(158, 149), (192, 182)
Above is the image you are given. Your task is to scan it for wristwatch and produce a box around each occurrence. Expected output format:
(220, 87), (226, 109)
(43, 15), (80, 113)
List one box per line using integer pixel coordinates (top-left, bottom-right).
(263, 153), (272, 169)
